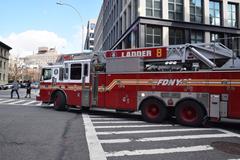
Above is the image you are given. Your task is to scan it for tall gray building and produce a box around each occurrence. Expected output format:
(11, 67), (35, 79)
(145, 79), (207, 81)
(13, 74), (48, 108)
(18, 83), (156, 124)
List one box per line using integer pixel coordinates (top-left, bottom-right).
(84, 19), (96, 51)
(0, 41), (11, 85)
(94, 0), (240, 56)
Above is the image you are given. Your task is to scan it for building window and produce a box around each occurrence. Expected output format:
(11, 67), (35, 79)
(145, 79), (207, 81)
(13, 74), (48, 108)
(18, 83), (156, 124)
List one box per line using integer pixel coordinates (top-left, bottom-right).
(168, 0), (183, 21)
(90, 33), (94, 38)
(134, 0), (138, 19)
(169, 28), (185, 45)
(3, 74), (5, 81)
(0, 61), (2, 69)
(124, 34), (132, 49)
(210, 32), (223, 42)
(146, 0), (162, 18)
(90, 23), (95, 30)
(228, 3), (238, 28)
(227, 35), (239, 56)
(128, 4), (132, 26)
(209, 1), (221, 26)
(3, 62), (6, 69)
(124, 11), (127, 31)
(191, 30), (204, 43)
(90, 40), (94, 46)
(119, 17), (122, 36)
(0, 73), (1, 80)
(145, 25), (162, 47)
(190, 0), (203, 23)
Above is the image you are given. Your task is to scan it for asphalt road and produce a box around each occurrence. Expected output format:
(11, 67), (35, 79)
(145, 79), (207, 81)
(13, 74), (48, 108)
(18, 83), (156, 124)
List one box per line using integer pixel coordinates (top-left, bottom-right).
(0, 104), (89, 160)
(0, 90), (240, 160)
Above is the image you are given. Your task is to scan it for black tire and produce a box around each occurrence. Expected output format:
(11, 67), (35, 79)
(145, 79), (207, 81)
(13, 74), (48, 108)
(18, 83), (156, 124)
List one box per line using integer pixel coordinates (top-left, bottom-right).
(82, 106), (90, 111)
(141, 98), (167, 123)
(53, 91), (66, 111)
(175, 100), (205, 127)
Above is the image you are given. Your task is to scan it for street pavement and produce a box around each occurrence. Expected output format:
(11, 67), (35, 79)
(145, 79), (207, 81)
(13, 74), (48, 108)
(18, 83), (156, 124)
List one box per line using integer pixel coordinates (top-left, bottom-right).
(83, 111), (240, 160)
(0, 89), (240, 160)
(0, 103), (89, 160)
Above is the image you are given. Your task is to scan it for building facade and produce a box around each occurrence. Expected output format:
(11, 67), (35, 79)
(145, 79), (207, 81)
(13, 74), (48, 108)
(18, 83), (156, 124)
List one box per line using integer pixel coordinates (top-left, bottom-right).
(84, 19), (97, 50)
(0, 41), (11, 85)
(23, 47), (59, 67)
(94, 0), (240, 56)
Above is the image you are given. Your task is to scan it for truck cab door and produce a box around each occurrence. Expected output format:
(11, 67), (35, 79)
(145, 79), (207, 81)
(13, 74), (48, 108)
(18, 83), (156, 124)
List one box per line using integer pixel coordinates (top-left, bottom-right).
(81, 63), (90, 107)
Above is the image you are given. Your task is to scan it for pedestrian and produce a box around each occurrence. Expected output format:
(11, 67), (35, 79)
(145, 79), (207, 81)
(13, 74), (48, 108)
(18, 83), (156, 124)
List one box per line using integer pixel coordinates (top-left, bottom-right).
(11, 80), (20, 99)
(25, 80), (31, 98)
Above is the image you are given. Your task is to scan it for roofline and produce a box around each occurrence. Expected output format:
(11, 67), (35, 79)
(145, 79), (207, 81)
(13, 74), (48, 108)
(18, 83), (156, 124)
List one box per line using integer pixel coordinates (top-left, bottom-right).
(0, 41), (12, 50)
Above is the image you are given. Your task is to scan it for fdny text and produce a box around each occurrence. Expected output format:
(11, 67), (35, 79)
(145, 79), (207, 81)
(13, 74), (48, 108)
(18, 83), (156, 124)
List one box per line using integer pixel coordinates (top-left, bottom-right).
(157, 79), (184, 86)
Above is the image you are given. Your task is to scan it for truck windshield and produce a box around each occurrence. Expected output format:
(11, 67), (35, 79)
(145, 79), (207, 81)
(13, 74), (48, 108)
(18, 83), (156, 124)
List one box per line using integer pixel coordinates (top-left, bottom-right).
(42, 68), (52, 80)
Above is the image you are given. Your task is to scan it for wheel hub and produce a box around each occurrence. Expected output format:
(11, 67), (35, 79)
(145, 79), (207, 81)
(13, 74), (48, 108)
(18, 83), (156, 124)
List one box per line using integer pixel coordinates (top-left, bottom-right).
(181, 106), (197, 122)
(147, 105), (159, 118)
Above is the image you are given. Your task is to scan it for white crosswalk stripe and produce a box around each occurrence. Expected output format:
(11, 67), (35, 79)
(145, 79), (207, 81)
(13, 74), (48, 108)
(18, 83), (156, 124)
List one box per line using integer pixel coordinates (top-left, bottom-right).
(91, 117), (136, 121)
(82, 114), (107, 160)
(0, 98), (40, 106)
(99, 133), (236, 144)
(0, 99), (16, 103)
(36, 102), (42, 106)
(92, 120), (145, 124)
(105, 145), (214, 157)
(22, 100), (37, 105)
(8, 100), (26, 104)
(94, 124), (174, 129)
(82, 114), (240, 160)
(96, 128), (216, 135)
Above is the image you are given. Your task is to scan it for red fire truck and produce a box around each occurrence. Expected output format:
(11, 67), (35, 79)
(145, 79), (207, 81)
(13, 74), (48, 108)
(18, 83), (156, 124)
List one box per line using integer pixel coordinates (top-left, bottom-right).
(37, 43), (240, 126)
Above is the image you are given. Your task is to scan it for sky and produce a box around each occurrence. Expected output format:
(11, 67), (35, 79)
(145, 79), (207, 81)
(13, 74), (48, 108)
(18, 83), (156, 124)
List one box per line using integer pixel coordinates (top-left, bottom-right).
(0, 0), (102, 57)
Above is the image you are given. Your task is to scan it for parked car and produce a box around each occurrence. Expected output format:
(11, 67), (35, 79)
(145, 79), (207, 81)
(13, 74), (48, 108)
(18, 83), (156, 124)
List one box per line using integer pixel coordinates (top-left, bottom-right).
(3, 83), (13, 89)
(0, 85), (5, 90)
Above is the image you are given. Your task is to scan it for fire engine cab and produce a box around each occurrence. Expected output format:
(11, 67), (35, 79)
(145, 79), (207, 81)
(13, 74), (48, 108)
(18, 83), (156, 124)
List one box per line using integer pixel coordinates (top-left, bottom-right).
(37, 43), (240, 126)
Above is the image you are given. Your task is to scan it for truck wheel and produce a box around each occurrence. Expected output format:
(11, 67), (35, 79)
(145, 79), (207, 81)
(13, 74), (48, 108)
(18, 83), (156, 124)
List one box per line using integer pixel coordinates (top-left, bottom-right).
(141, 98), (167, 123)
(175, 100), (205, 127)
(53, 91), (66, 111)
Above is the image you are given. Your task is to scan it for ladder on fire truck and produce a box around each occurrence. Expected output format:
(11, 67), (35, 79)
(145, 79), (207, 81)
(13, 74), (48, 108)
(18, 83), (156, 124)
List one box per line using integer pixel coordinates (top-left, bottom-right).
(100, 42), (240, 74)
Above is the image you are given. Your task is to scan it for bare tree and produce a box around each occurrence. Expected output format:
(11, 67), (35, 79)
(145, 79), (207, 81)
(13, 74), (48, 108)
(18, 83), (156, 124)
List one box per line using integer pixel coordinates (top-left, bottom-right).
(8, 56), (24, 82)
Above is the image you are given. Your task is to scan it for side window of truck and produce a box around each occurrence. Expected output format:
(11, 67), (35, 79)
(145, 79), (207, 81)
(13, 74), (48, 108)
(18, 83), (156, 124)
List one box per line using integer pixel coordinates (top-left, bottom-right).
(84, 63), (89, 76)
(70, 63), (82, 80)
(59, 68), (64, 81)
(42, 69), (52, 80)
(64, 64), (69, 80)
